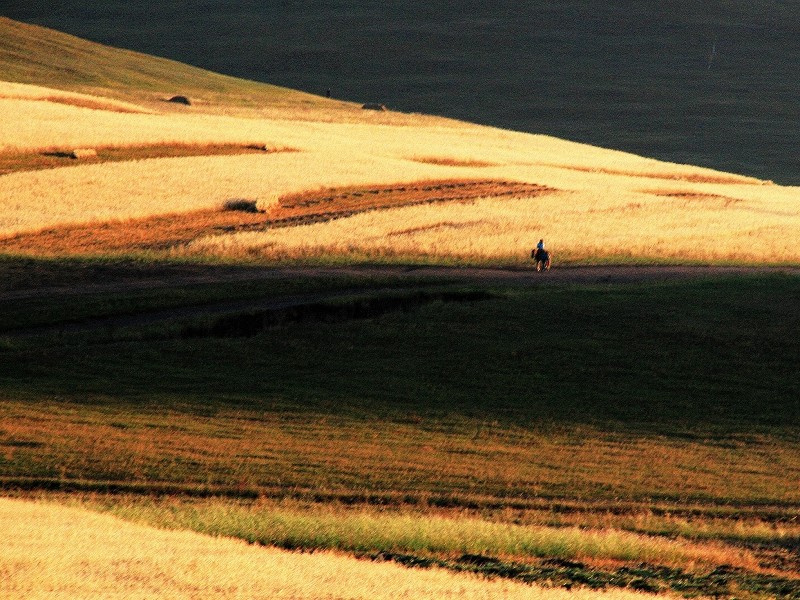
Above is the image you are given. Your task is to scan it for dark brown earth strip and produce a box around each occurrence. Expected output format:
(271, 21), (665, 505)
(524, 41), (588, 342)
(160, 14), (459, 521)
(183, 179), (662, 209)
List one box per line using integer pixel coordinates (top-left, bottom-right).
(0, 208), (270, 255)
(276, 179), (549, 212)
(0, 143), (294, 176)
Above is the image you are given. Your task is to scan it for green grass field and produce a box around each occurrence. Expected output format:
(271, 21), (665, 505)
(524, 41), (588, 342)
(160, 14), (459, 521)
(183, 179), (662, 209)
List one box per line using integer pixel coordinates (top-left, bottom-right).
(2, 257), (799, 596)
(3, 271), (799, 502)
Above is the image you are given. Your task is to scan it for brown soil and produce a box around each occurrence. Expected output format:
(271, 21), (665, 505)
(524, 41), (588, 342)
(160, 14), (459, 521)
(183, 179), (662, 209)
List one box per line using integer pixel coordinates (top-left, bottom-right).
(272, 179), (549, 222)
(0, 179), (552, 255)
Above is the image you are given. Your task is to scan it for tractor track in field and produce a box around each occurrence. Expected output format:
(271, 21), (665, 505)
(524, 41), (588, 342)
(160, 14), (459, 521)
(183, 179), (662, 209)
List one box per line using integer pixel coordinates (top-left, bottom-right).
(2, 264), (798, 338)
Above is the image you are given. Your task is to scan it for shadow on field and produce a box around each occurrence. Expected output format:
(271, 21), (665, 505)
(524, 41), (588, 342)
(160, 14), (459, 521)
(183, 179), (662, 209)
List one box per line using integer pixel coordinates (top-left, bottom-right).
(177, 290), (496, 338)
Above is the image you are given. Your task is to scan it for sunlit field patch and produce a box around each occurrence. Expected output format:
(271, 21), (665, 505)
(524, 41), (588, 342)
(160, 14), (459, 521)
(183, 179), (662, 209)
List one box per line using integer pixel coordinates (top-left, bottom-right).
(0, 80), (153, 113)
(2, 79), (800, 264)
(3, 498), (666, 600)
(183, 188), (800, 265)
(93, 498), (763, 572)
(0, 179), (551, 255)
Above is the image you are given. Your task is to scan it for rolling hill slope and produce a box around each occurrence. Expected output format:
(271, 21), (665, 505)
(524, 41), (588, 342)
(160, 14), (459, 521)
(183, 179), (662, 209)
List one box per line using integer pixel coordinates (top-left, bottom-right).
(4, 3), (799, 183)
(0, 17), (798, 266)
(0, 16), (335, 110)
(1, 17), (800, 600)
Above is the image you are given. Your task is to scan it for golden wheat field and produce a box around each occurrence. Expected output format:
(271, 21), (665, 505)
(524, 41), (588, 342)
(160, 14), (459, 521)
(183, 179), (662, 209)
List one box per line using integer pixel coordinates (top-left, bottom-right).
(0, 498), (666, 600)
(2, 79), (799, 263)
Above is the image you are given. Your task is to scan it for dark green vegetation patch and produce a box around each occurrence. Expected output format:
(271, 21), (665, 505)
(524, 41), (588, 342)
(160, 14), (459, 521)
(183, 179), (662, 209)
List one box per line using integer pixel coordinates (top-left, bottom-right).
(1, 265), (799, 500)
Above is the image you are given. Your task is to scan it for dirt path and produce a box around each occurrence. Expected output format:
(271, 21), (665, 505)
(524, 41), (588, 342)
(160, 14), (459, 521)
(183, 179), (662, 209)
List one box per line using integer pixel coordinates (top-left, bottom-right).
(3, 264), (797, 337)
(3, 263), (796, 302)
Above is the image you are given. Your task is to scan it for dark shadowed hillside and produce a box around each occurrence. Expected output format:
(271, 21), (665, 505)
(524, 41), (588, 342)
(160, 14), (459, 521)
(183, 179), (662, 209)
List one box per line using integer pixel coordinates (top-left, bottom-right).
(2, 1), (799, 183)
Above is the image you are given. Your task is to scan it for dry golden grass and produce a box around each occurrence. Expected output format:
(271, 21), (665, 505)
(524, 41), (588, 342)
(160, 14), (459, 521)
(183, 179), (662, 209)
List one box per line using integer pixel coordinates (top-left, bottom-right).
(185, 187), (800, 264)
(0, 179), (550, 255)
(0, 81), (466, 155)
(0, 497), (663, 600)
(411, 156), (500, 167)
(0, 80), (153, 114)
(2, 79), (800, 264)
(0, 96), (286, 153)
(551, 163), (759, 185)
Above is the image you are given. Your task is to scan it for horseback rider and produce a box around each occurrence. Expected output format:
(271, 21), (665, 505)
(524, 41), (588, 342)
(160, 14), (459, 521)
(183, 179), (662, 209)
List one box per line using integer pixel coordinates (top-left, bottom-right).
(535, 239), (545, 261)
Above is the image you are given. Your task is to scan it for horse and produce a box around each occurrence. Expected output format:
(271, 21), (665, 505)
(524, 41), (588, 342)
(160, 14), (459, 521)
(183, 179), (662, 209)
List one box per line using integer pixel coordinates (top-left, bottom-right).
(531, 247), (551, 272)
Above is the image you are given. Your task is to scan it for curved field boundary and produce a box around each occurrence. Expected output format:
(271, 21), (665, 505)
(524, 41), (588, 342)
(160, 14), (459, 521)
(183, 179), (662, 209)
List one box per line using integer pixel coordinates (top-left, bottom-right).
(0, 179), (552, 255)
(0, 143), (294, 176)
(1, 497), (665, 600)
(542, 163), (766, 185)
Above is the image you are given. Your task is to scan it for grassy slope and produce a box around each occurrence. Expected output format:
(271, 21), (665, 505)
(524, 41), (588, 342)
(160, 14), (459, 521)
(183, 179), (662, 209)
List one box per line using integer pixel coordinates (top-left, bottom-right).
(9, 498), (633, 600)
(4, 3), (800, 183)
(0, 17), (331, 108)
(2, 270), (798, 505)
(2, 264), (799, 597)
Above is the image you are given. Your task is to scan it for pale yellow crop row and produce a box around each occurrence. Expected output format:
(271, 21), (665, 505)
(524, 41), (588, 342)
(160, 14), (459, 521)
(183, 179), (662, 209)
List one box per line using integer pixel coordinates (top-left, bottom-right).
(0, 498), (658, 600)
